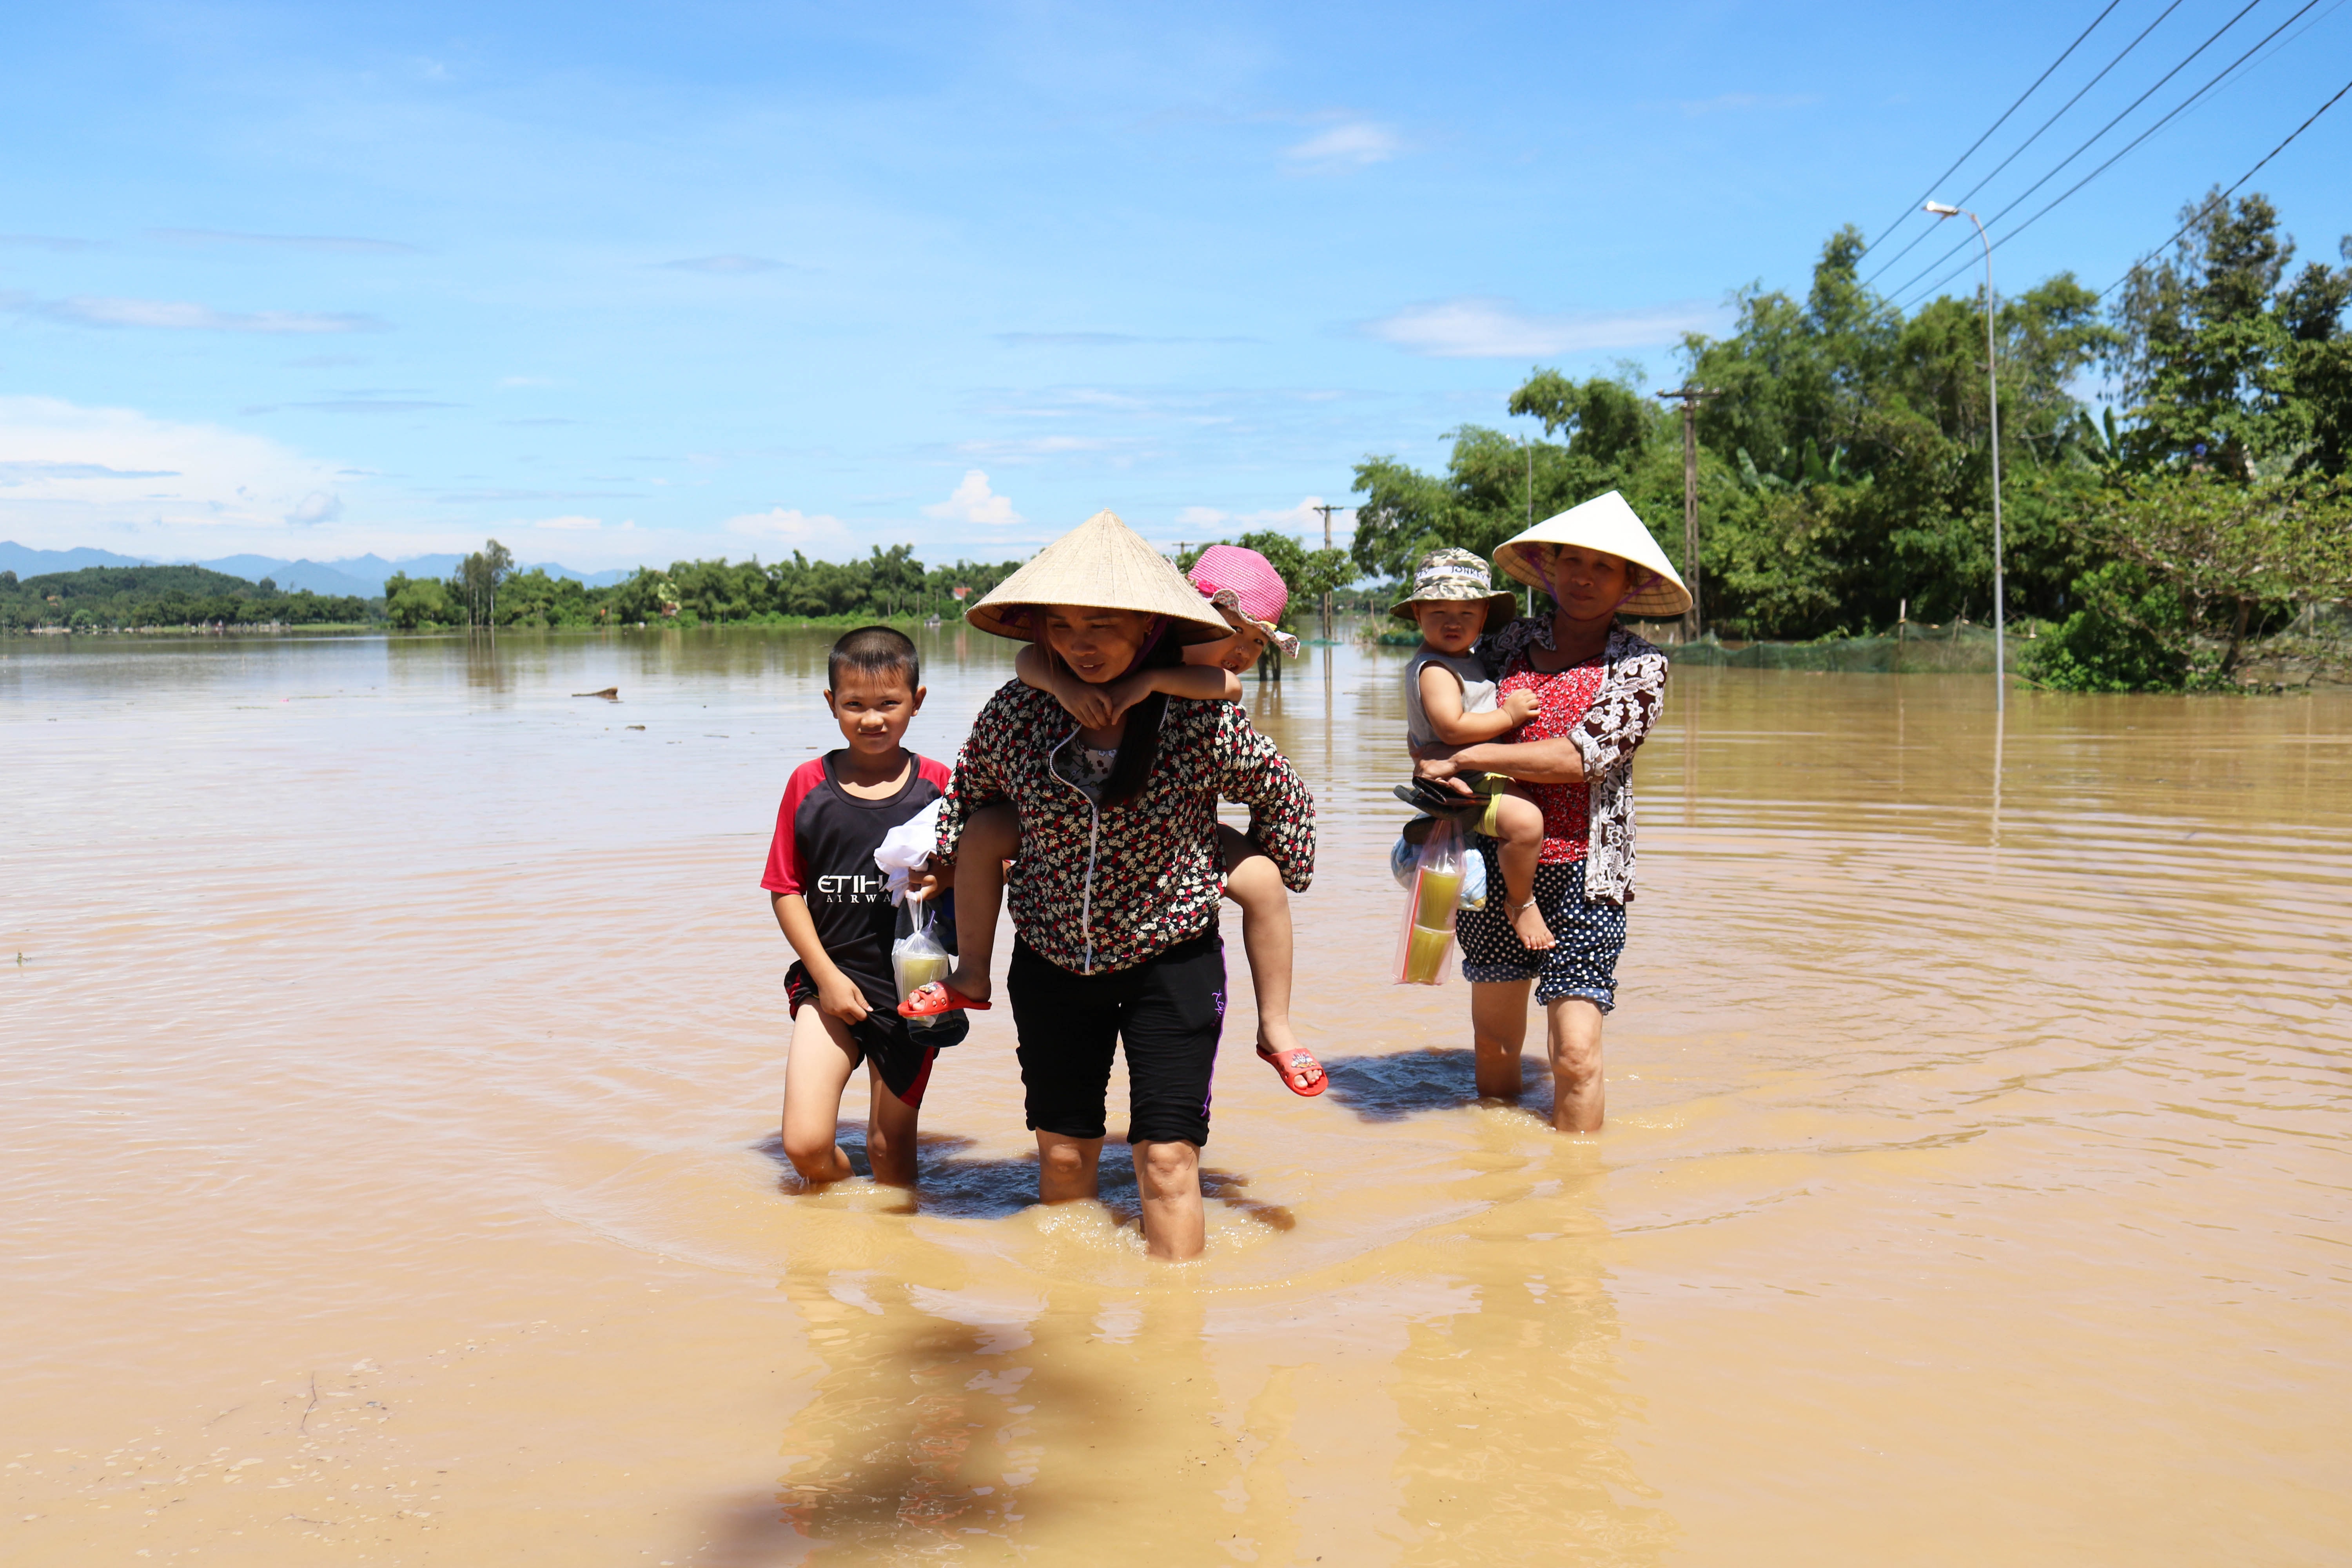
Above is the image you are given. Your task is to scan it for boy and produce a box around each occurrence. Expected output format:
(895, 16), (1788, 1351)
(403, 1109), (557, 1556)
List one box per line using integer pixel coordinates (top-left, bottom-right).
(761, 625), (967, 1186)
(907, 544), (1326, 1097)
(1390, 548), (1556, 953)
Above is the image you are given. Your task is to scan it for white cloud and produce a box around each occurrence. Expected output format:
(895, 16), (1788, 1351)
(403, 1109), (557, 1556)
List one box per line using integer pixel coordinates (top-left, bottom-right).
(952, 436), (1113, 459)
(725, 506), (849, 551)
(148, 229), (418, 255)
(287, 491), (343, 525)
(1664, 92), (1819, 117)
(0, 394), (356, 550)
(1174, 497), (1352, 538)
(532, 515), (602, 531)
(656, 254), (789, 274)
(1362, 297), (1725, 358)
(922, 470), (1022, 526)
(1284, 121), (1402, 169)
(30, 296), (383, 333)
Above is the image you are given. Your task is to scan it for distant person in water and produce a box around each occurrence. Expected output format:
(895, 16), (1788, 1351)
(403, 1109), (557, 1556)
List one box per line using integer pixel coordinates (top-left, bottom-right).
(760, 625), (966, 1187)
(931, 543), (1324, 1098)
(1413, 492), (1685, 1133)
(904, 511), (1317, 1261)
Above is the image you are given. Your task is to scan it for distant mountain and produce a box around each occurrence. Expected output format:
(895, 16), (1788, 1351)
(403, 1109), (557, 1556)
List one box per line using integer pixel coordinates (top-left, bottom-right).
(194, 554), (384, 597)
(0, 543), (152, 575)
(1, 541), (639, 596)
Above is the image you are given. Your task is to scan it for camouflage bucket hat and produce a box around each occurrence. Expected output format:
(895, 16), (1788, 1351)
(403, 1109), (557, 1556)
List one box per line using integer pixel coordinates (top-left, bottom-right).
(1388, 546), (1521, 632)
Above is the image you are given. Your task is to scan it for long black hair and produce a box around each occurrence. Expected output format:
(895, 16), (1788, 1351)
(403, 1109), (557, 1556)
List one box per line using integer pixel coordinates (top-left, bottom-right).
(1046, 614), (1181, 808)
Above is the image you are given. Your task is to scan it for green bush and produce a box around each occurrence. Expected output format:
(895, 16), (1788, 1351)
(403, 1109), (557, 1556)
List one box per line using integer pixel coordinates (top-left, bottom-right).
(2020, 562), (2186, 691)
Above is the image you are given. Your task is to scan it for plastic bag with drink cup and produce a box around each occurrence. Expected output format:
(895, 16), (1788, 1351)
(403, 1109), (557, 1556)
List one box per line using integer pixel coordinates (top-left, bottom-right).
(1394, 817), (1467, 985)
(890, 905), (954, 1031)
(1389, 821), (1486, 909)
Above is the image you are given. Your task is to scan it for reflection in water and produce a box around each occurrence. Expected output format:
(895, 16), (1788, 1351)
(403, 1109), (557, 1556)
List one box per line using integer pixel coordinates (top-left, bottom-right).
(4, 626), (2349, 1564)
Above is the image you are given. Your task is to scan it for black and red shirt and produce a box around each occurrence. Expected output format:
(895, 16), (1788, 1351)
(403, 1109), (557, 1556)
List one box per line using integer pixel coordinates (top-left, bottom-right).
(760, 751), (959, 1023)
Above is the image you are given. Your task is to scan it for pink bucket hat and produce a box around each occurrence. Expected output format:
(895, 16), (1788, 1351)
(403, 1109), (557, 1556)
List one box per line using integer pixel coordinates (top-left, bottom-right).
(1185, 544), (1301, 657)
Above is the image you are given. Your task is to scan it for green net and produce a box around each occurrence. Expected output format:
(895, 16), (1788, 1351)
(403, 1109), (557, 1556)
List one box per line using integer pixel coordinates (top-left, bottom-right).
(1659, 626), (2002, 674)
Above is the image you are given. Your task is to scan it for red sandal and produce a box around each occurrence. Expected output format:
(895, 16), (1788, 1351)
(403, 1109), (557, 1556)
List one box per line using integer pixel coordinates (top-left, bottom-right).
(1256, 1043), (1327, 1097)
(897, 981), (993, 1019)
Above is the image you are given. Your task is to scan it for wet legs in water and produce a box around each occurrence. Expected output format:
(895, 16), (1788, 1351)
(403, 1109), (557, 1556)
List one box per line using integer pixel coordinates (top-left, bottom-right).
(1037, 1131), (1205, 1261)
(781, 1003), (919, 1185)
(1468, 979), (1605, 1132)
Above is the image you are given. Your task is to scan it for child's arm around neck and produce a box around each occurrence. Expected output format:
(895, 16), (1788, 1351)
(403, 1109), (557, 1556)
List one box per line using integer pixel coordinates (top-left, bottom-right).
(1015, 641), (1241, 725)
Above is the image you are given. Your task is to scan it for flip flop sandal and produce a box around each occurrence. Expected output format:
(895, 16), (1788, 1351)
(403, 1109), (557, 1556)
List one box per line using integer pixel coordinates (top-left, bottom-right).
(1392, 781), (1486, 827)
(1256, 1043), (1327, 1098)
(897, 981), (993, 1019)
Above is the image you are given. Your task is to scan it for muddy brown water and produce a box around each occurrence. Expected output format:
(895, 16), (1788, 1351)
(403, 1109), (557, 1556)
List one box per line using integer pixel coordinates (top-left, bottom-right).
(4, 627), (2348, 1564)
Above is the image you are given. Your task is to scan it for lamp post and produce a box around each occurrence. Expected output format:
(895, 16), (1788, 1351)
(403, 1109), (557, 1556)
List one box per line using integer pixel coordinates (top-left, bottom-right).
(1925, 200), (2005, 711)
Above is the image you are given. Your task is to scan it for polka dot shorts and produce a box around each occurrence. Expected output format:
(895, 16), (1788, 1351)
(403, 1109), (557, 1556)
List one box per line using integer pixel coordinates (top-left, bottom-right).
(1454, 844), (1627, 1011)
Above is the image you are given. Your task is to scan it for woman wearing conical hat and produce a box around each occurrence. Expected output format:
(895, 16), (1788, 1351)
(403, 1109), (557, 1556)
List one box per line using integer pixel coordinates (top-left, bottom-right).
(916, 511), (1317, 1260)
(1412, 491), (1686, 1134)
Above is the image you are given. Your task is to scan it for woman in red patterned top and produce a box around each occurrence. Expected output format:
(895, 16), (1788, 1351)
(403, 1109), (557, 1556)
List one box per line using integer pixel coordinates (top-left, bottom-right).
(1414, 492), (1684, 1134)
(921, 512), (1316, 1260)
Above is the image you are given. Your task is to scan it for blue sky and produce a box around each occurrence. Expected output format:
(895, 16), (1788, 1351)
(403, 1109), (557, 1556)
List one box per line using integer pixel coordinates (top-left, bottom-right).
(2, 0), (2345, 570)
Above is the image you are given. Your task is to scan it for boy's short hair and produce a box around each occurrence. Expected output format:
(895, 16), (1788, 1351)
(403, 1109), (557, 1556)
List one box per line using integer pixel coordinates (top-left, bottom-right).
(828, 624), (921, 691)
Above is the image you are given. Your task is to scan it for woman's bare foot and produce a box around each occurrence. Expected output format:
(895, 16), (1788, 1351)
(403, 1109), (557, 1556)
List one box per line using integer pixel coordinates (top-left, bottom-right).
(938, 962), (991, 1006)
(1508, 898), (1557, 953)
(1255, 1026), (1325, 1096)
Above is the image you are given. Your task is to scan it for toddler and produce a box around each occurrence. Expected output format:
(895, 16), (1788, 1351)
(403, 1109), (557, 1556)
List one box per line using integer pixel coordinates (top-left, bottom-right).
(1390, 548), (1556, 953)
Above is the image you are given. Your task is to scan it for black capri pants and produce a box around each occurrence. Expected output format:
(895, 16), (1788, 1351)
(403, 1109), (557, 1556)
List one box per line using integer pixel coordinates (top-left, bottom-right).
(1006, 926), (1227, 1147)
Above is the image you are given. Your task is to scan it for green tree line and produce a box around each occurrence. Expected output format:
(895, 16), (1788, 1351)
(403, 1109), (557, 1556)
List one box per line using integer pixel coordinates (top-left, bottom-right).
(381, 544), (1032, 630)
(1350, 188), (2352, 690)
(0, 565), (374, 632)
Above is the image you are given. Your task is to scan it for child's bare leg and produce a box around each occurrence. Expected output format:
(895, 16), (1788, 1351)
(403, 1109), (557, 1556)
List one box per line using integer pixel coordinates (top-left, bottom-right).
(862, 1066), (922, 1187)
(1493, 787), (1555, 953)
(1219, 824), (1320, 1091)
(944, 802), (1018, 1004)
(780, 1005), (861, 1183)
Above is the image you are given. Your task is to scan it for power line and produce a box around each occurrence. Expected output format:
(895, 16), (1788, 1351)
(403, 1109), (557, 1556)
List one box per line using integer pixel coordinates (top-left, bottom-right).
(1942, 1), (2185, 216)
(1895, 0), (2329, 310)
(1883, 0), (2279, 304)
(1859, 0), (2123, 263)
(2098, 71), (2352, 300)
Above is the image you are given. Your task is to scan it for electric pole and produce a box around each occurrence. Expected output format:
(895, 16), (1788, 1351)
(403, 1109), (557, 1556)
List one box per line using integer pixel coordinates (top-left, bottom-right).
(1654, 387), (1717, 642)
(1312, 502), (1345, 641)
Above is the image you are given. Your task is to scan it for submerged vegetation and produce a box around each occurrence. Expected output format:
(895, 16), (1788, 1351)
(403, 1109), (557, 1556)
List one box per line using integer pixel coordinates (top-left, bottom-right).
(1350, 189), (2352, 690)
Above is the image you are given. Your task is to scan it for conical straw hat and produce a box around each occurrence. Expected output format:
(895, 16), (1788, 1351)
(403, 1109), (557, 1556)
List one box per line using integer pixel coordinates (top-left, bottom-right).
(1492, 490), (1692, 619)
(966, 510), (1235, 644)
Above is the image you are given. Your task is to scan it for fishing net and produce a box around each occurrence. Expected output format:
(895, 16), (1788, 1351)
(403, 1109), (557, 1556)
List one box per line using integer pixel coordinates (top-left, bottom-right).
(1657, 625), (2002, 675)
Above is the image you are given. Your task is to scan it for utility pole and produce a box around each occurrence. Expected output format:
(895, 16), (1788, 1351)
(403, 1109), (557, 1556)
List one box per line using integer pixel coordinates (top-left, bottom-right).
(1312, 502), (1345, 641)
(1654, 387), (1717, 642)
(1523, 437), (1536, 617)
(1925, 200), (2005, 712)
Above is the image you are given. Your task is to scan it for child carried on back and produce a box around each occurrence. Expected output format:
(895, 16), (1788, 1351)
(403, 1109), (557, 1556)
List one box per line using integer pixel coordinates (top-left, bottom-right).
(904, 544), (1327, 1097)
(1390, 548), (1559, 953)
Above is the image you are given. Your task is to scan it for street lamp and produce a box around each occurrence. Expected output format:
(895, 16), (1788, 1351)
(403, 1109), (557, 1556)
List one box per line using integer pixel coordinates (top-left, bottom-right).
(1925, 200), (2005, 711)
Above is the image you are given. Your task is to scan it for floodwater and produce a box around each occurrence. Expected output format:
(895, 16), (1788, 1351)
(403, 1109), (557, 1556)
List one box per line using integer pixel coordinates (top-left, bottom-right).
(4, 626), (2348, 1565)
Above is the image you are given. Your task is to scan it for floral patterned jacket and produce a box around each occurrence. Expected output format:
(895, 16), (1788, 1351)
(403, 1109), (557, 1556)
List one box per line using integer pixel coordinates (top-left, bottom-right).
(1479, 619), (1668, 906)
(935, 682), (1316, 974)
